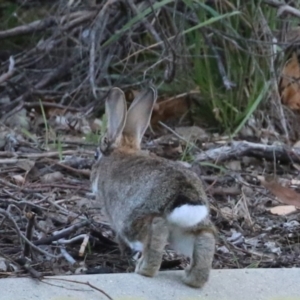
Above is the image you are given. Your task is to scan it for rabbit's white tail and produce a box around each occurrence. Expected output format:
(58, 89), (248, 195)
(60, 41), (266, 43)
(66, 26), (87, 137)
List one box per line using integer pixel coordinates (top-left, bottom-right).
(167, 204), (208, 228)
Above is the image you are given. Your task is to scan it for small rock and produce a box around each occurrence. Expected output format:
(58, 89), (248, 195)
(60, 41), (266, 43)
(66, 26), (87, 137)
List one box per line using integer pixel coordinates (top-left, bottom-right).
(217, 246), (230, 254)
(264, 241), (281, 255)
(227, 229), (244, 245)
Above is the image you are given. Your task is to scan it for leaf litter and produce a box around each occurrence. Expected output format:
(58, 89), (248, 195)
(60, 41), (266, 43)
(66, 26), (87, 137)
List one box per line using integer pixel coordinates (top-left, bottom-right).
(1, 107), (300, 279)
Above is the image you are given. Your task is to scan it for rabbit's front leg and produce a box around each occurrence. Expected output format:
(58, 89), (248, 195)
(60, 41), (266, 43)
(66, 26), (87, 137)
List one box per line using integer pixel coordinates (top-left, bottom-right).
(135, 217), (168, 277)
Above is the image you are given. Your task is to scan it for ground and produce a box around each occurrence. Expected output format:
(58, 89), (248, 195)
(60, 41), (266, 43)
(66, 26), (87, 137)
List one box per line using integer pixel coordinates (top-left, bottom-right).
(0, 128), (299, 279)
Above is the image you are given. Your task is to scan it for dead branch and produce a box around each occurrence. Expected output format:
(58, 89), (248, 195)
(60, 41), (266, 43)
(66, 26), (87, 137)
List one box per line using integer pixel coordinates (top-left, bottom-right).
(0, 56), (15, 84)
(24, 101), (82, 112)
(34, 220), (90, 246)
(0, 177), (90, 195)
(43, 277), (113, 300)
(0, 150), (94, 159)
(0, 10), (97, 40)
(15, 258), (43, 279)
(0, 208), (59, 258)
(195, 140), (300, 164)
(79, 234), (90, 257)
(0, 191), (47, 212)
(59, 247), (76, 265)
(50, 160), (91, 177)
(263, 0), (300, 18)
(0, 17), (57, 40)
(24, 212), (36, 257)
(1, 55), (80, 122)
(28, 183), (91, 192)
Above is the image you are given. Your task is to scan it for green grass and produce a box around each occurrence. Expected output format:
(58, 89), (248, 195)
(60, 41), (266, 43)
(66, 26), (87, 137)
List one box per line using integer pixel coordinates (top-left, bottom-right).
(106, 0), (286, 136)
(184, 1), (275, 134)
(3, 0), (288, 138)
(39, 99), (49, 149)
(85, 113), (108, 145)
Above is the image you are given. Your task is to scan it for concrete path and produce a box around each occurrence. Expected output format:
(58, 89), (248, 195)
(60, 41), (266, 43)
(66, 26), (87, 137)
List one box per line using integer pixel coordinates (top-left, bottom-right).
(2, 269), (300, 300)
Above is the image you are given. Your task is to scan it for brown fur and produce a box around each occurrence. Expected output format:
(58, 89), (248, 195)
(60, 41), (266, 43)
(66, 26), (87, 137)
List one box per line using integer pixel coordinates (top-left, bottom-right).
(91, 87), (216, 288)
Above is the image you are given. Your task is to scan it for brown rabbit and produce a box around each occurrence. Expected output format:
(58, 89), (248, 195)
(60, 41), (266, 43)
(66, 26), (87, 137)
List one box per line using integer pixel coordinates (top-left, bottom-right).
(91, 86), (216, 288)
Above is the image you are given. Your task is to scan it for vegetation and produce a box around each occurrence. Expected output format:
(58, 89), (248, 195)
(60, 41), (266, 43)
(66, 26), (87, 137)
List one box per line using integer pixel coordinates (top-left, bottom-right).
(0, 1), (300, 279)
(0, 0), (298, 138)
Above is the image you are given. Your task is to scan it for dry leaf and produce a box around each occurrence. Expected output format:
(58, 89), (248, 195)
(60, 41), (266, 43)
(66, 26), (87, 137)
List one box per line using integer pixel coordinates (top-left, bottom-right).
(41, 171), (64, 183)
(151, 96), (191, 130)
(125, 89), (196, 131)
(12, 174), (25, 185)
(269, 205), (297, 216)
(15, 159), (40, 181)
(280, 52), (300, 111)
(259, 176), (300, 208)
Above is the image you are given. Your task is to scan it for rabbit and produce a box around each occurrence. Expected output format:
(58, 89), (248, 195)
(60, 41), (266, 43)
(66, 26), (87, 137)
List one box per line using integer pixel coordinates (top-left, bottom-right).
(91, 86), (216, 288)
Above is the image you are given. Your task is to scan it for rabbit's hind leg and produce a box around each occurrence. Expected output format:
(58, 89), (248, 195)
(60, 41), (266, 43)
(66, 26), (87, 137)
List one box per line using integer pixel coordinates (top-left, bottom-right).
(183, 230), (215, 288)
(135, 217), (168, 277)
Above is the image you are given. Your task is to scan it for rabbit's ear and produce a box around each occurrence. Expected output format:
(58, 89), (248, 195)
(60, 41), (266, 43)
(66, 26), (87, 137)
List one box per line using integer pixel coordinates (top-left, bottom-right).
(105, 87), (127, 144)
(123, 86), (157, 144)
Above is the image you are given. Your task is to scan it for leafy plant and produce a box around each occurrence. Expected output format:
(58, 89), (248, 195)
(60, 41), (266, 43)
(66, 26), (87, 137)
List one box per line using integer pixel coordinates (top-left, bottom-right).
(180, 1), (276, 134)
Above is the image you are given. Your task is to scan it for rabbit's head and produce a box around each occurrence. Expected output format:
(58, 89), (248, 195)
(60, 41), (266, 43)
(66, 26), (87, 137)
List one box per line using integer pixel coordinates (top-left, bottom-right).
(98, 86), (157, 156)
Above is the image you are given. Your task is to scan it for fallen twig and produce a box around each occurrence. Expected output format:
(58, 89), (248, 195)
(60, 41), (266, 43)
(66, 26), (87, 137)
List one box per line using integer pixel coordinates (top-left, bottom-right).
(24, 101), (82, 112)
(53, 234), (87, 245)
(0, 178), (90, 193)
(49, 159), (91, 177)
(0, 17), (57, 40)
(24, 212), (36, 257)
(1, 190), (48, 212)
(15, 257), (43, 279)
(79, 234), (90, 257)
(195, 140), (300, 164)
(0, 56), (15, 84)
(0, 208), (59, 259)
(18, 150), (93, 159)
(59, 247), (77, 265)
(0, 10), (97, 40)
(43, 277), (114, 300)
(263, 0), (300, 18)
(35, 220), (90, 246)
(1, 55), (80, 122)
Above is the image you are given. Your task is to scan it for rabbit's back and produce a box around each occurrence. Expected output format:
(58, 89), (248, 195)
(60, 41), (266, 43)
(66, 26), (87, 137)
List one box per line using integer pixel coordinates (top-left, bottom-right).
(93, 151), (208, 233)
